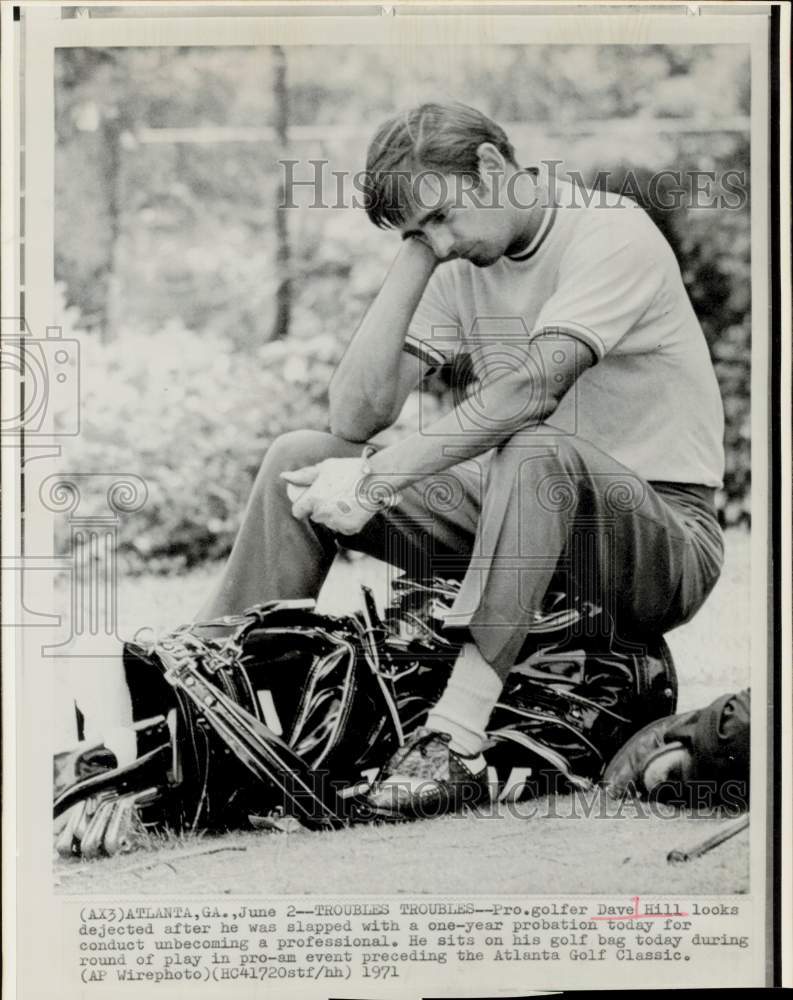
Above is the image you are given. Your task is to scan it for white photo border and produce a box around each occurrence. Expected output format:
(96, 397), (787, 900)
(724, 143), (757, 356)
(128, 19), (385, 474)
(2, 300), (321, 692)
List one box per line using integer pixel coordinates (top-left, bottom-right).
(2, 2), (789, 995)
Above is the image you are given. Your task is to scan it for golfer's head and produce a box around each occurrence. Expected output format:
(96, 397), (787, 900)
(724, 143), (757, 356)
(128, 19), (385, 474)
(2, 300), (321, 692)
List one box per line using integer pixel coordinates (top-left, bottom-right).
(363, 102), (525, 267)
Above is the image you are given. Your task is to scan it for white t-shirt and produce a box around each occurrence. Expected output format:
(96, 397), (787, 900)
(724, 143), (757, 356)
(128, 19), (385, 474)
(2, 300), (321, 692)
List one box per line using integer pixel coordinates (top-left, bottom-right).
(404, 175), (725, 488)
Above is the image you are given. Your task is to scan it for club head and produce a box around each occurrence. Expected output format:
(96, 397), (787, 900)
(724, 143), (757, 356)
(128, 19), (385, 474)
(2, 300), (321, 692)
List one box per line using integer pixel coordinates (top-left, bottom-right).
(80, 797), (119, 860)
(102, 787), (160, 856)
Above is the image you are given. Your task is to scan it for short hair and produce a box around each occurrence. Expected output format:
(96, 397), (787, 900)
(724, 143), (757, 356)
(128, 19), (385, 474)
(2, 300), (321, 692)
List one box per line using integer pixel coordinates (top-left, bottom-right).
(362, 102), (517, 229)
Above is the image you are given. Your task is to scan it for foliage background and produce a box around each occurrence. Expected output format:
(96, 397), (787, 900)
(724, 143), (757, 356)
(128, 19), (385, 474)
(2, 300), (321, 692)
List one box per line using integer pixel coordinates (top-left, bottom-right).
(54, 44), (751, 573)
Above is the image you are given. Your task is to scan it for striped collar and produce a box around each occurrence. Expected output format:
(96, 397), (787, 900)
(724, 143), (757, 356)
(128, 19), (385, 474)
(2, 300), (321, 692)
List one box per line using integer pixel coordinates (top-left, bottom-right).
(505, 170), (558, 263)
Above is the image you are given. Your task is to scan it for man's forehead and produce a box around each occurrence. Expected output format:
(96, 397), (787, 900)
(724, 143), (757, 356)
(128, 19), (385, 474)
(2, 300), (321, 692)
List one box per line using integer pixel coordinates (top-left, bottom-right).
(397, 171), (457, 230)
(412, 171), (450, 201)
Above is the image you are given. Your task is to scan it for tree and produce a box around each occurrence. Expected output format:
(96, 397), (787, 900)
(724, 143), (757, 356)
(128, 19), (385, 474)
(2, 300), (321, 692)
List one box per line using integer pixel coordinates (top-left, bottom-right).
(269, 46), (291, 341)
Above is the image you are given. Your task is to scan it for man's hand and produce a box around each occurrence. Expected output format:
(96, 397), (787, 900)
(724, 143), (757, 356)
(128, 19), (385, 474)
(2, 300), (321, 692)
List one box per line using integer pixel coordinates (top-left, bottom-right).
(280, 456), (400, 535)
(408, 233), (458, 265)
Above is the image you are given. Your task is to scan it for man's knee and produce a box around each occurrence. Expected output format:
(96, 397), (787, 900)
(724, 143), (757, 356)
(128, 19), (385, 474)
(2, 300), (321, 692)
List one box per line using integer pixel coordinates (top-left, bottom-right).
(492, 428), (635, 491)
(263, 429), (335, 471)
(261, 428), (362, 476)
(487, 429), (642, 519)
(488, 427), (590, 484)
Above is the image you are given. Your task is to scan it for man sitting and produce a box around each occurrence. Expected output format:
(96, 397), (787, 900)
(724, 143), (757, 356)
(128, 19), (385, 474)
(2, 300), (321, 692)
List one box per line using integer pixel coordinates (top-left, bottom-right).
(197, 102), (726, 821)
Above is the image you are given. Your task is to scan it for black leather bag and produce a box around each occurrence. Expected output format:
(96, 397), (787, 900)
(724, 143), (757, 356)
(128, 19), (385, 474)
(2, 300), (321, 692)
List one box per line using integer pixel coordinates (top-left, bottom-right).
(54, 577), (677, 855)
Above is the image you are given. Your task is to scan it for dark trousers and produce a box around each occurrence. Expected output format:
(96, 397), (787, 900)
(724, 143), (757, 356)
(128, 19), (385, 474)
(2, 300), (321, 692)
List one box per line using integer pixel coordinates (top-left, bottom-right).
(197, 427), (725, 680)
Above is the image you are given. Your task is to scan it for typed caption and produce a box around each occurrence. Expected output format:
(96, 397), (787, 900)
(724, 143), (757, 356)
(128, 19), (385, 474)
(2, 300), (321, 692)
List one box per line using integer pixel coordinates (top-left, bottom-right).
(74, 896), (754, 991)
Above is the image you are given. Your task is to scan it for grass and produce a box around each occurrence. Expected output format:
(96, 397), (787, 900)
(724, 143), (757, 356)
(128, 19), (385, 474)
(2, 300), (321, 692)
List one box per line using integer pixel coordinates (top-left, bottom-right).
(55, 529), (751, 894)
(56, 799), (749, 896)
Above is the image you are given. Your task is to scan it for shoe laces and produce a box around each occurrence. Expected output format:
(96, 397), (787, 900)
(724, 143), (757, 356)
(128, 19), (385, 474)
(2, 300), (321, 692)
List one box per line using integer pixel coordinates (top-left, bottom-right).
(394, 728), (450, 766)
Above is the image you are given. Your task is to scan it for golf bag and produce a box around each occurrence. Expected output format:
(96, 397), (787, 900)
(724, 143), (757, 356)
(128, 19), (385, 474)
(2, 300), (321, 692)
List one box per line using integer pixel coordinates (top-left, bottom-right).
(54, 577), (677, 856)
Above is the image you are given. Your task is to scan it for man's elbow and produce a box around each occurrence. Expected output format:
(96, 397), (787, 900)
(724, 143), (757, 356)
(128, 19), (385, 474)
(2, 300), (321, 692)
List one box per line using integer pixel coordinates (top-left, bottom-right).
(328, 399), (387, 443)
(327, 386), (358, 441)
(328, 414), (370, 443)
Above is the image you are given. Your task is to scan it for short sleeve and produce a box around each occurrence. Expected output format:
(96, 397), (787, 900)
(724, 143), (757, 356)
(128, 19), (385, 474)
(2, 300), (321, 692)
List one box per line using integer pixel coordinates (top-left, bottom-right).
(532, 217), (665, 360)
(404, 268), (461, 373)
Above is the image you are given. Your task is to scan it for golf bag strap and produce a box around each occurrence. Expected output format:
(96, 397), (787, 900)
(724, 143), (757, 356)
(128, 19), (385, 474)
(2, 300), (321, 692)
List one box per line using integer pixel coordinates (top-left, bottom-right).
(156, 638), (348, 829)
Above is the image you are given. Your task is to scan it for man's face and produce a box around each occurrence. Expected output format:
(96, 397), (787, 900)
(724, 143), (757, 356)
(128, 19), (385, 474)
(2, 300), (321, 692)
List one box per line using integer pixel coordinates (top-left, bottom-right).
(397, 170), (514, 267)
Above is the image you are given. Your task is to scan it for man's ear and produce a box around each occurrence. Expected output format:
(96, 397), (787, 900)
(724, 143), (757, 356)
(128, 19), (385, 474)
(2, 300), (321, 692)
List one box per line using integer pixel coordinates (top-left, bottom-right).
(476, 142), (506, 177)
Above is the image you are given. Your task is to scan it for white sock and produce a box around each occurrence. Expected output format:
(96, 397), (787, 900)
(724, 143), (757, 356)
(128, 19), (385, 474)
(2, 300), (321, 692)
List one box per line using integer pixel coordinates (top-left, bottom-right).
(69, 645), (132, 743)
(425, 642), (503, 760)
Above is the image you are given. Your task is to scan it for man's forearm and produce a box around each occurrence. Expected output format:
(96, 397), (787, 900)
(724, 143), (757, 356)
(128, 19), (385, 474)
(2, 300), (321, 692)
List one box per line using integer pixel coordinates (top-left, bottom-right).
(284, 338), (590, 538)
(328, 239), (437, 441)
(366, 335), (593, 488)
(367, 369), (560, 489)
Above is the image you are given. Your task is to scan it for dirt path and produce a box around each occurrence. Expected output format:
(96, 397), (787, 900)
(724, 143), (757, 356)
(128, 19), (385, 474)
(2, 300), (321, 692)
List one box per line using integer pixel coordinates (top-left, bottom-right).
(56, 800), (748, 897)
